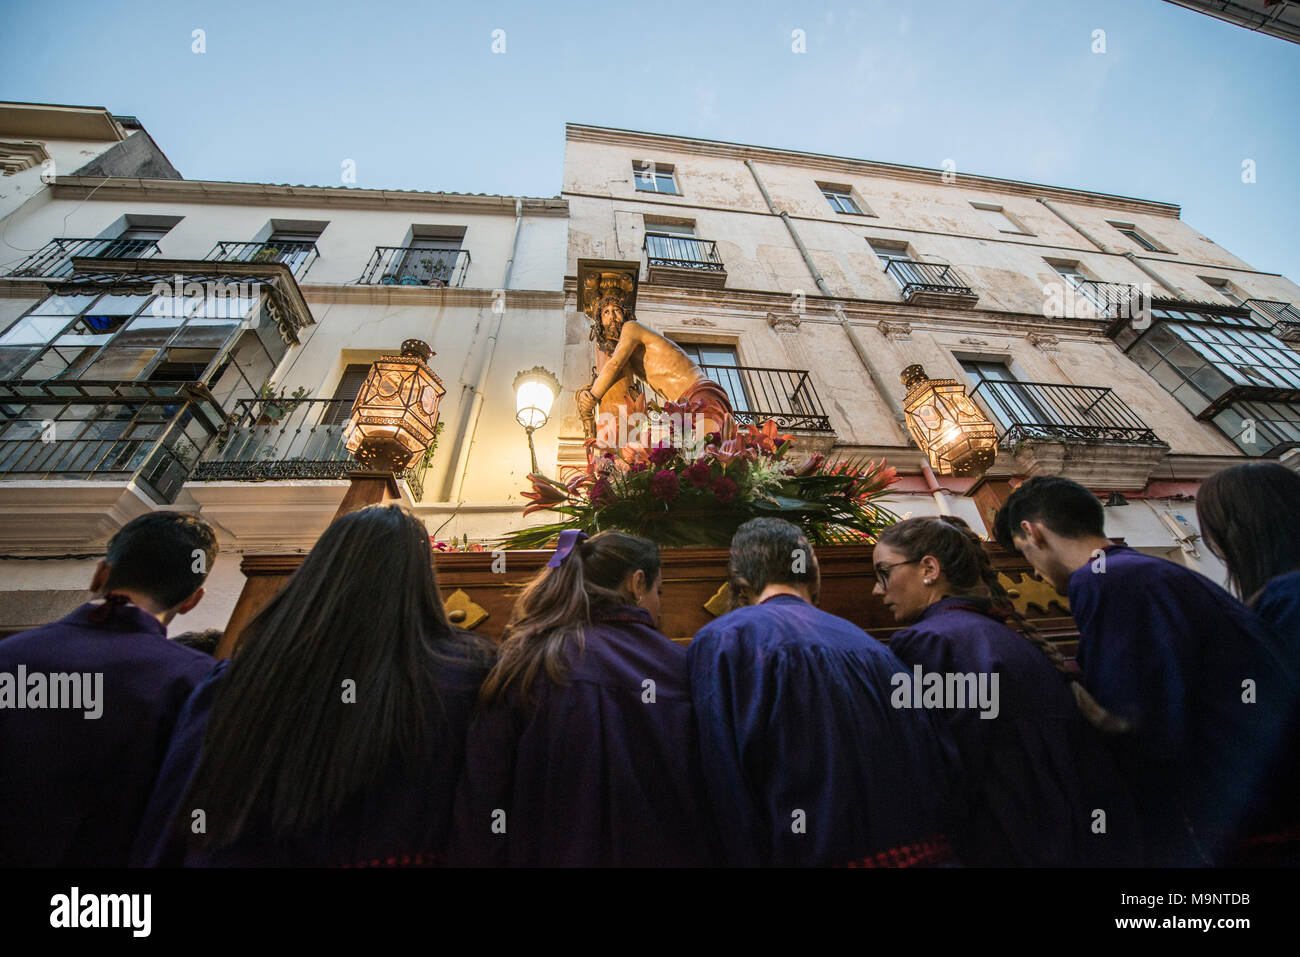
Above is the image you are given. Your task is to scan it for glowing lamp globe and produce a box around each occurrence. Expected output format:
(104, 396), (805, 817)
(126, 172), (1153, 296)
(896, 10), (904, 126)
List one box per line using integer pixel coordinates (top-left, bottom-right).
(345, 339), (445, 473)
(900, 364), (998, 477)
(513, 366), (561, 430)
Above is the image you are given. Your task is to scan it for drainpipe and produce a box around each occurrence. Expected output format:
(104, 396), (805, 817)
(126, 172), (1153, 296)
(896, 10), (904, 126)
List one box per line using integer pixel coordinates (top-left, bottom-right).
(920, 461), (952, 515)
(1036, 197), (1181, 297)
(445, 198), (524, 500)
(743, 159), (909, 442)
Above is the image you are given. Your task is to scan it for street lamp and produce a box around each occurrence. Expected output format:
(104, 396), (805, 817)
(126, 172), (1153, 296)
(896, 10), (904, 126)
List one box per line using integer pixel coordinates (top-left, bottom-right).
(513, 366), (561, 474)
(900, 363), (998, 477)
(345, 339), (445, 473)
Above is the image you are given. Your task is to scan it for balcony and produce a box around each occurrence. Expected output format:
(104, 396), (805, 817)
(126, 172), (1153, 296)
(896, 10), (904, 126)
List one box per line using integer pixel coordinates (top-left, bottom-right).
(358, 246), (470, 288)
(969, 379), (1168, 488)
(4, 237), (162, 279)
(191, 396), (430, 501)
(643, 233), (727, 289)
(1244, 299), (1300, 343)
(206, 241), (319, 281)
(637, 365), (833, 433)
(882, 259), (977, 308)
(1074, 280), (1149, 320)
(0, 380), (221, 499)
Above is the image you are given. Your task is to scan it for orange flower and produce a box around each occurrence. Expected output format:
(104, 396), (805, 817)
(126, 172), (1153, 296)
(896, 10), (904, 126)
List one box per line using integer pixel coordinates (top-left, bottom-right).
(521, 472), (568, 516)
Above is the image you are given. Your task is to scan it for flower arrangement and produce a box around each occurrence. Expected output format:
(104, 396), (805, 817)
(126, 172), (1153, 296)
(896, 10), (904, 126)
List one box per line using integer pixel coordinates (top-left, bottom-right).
(430, 533), (489, 553)
(500, 393), (899, 549)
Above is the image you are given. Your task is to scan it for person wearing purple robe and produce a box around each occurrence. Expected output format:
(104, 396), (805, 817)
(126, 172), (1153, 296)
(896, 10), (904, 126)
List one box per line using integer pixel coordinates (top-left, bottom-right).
(451, 530), (715, 867)
(131, 504), (495, 867)
(995, 475), (1299, 867)
(874, 515), (1141, 867)
(688, 517), (958, 868)
(1196, 462), (1300, 864)
(0, 511), (220, 866)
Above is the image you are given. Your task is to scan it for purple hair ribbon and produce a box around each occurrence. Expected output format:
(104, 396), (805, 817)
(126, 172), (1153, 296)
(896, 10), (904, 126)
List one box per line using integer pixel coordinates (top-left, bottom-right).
(547, 528), (589, 568)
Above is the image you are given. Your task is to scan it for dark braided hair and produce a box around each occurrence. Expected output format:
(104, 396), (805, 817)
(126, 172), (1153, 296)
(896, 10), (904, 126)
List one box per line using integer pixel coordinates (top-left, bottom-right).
(878, 515), (1129, 733)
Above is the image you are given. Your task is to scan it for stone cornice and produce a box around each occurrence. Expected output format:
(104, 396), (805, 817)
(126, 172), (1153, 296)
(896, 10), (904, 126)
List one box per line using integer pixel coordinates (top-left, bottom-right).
(300, 284), (565, 309)
(49, 176), (569, 216)
(566, 124), (1182, 219)
(565, 279), (1112, 339)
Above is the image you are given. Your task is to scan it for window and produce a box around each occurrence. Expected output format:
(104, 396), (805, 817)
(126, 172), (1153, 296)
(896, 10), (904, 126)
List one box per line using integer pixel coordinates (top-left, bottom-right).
(1122, 310), (1300, 424)
(676, 343), (752, 413)
(323, 364), (371, 426)
(820, 184), (866, 215)
(972, 202), (1029, 235)
(1202, 278), (1243, 306)
(98, 215), (181, 259)
(633, 161), (678, 194)
(258, 221), (326, 273)
(960, 359), (1053, 434)
(1109, 221), (1162, 253)
(0, 287), (267, 386)
(869, 241), (925, 289)
(394, 227), (465, 285)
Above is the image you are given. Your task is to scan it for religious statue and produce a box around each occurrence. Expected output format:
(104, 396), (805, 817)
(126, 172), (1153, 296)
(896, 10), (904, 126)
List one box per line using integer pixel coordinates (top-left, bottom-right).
(575, 294), (732, 442)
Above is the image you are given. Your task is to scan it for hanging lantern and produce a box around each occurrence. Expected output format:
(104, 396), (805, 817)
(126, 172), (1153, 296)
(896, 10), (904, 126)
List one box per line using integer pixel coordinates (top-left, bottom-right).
(900, 363), (997, 477)
(345, 339), (445, 473)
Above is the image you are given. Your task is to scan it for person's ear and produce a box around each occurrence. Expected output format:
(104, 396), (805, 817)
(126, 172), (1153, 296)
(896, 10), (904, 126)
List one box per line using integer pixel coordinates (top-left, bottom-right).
(920, 555), (941, 585)
(89, 560), (110, 594)
(174, 585), (205, 617)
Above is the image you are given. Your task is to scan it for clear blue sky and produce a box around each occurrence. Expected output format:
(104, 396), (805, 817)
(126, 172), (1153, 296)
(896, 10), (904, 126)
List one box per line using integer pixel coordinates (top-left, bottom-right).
(3, 0), (1297, 280)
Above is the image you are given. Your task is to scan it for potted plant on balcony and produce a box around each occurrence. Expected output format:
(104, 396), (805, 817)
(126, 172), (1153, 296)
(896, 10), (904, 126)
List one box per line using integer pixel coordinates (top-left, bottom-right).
(251, 246), (282, 264)
(256, 380), (310, 426)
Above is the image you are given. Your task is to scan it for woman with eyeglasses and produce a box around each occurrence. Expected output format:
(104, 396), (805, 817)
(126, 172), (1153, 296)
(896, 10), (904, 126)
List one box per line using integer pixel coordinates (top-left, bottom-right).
(451, 529), (715, 867)
(873, 515), (1141, 866)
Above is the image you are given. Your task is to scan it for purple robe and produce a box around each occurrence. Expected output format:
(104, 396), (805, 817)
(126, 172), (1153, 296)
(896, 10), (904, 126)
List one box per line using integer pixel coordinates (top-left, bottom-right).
(688, 593), (958, 867)
(1068, 544), (1298, 866)
(0, 602), (216, 866)
(1256, 570), (1300, 664)
(451, 604), (715, 866)
(889, 596), (1141, 866)
(132, 640), (491, 867)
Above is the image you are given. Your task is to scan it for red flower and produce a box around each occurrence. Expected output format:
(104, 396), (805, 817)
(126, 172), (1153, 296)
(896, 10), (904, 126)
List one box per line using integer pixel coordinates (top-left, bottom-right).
(650, 469), (679, 502)
(710, 476), (739, 504)
(649, 443), (676, 467)
(684, 459), (712, 488)
(589, 477), (616, 505)
(629, 461), (647, 473)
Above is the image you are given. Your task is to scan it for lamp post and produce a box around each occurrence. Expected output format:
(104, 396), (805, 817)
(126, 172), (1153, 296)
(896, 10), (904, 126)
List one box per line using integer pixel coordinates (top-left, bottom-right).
(900, 364), (998, 478)
(512, 366), (561, 474)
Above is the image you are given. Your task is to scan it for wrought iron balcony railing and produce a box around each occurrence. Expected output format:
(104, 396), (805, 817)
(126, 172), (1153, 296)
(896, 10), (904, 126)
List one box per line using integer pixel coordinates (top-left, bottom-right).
(643, 234), (726, 272)
(1073, 280), (1150, 318)
(969, 379), (1162, 447)
(190, 397), (430, 500)
(882, 258), (976, 302)
(1244, 299), (1300, 341)
(4, 237), (162, 278)
(636, 365), (832, 432)
(0, 380), (223, 503)
(206, 241), (319, 280)
(358, 246), (470, 288)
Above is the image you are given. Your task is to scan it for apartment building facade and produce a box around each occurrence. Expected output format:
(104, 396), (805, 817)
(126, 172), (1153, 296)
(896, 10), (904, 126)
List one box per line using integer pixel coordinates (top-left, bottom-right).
(559, 122), (1300, 586)
(0, 102), (567, 633)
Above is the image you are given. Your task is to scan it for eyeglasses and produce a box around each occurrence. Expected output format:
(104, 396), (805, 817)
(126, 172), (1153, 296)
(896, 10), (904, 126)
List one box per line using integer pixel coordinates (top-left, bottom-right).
(874, 559), (920, 587)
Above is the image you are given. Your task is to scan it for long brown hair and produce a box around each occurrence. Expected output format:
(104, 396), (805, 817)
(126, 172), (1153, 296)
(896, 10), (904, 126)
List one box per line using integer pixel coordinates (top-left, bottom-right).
(187, 504), (494, 849)
(1197, 462), (1300, 606)
(878, 515), (1128, 733)
(479, 530), (660, 708)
